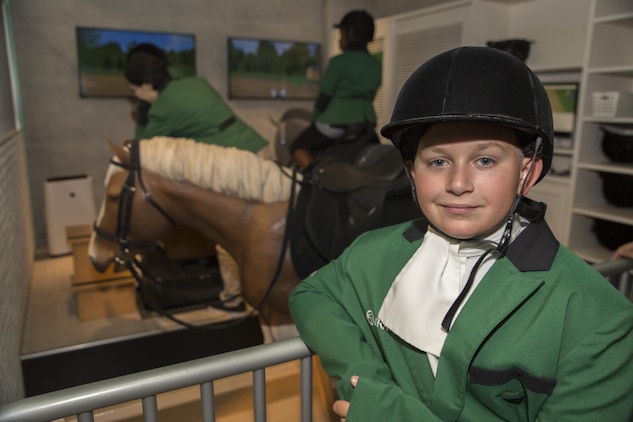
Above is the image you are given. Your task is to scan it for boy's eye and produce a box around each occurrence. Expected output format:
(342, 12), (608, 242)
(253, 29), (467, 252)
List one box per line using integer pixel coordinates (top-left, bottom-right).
(476, 157), (495, 167)
(430, 159), (447, 168)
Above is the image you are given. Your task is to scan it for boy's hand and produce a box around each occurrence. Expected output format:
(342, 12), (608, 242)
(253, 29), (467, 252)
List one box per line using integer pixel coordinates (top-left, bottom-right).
(333, 376), (358, 418)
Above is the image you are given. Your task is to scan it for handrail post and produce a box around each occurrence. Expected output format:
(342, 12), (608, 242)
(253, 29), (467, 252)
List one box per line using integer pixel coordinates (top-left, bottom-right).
(200, 381), (216, 422)
(142, 395), (158, 422)
(77, 411), (94, 422)
(253, 368), (266, 422)
(300, 355), (313, 422)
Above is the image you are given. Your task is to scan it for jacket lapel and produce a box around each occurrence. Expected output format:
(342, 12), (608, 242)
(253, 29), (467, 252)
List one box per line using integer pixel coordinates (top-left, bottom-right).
(400, 342), (437, 404)
(428, 219), (558, 417)
(392, 218), (559, 417)
(430, 259), (545, 417)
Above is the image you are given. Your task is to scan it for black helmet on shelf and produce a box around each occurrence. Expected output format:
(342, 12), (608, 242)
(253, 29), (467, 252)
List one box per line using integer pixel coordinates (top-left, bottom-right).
(601, 124), (633, 163)
(381, 46), (554, 183)
(334, 10), (375, 45)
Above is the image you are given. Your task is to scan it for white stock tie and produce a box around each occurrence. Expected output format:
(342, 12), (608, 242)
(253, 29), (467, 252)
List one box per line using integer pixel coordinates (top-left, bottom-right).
(378, 220), (527, 376)
(378, 229), (462, 358)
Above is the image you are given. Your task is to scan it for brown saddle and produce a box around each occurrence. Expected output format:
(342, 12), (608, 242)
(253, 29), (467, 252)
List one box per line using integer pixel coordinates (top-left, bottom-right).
(291, 144), (418, 277)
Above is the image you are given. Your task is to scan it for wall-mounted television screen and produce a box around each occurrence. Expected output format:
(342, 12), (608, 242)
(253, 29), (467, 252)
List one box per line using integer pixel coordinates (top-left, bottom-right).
(228, 37), (321, 100)
(543, 82), (579, 150)
(543, 82), (579, 136)
(76, 27), (196, 98)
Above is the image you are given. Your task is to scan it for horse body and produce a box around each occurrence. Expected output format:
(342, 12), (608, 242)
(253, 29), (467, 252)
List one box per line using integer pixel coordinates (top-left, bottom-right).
(89, 138), (300, 334)
(145, 172), (299, 328)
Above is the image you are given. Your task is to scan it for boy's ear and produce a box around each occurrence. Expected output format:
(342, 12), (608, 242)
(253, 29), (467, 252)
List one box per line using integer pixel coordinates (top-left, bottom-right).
(403, 160), (421, 209)
(404, 159), (414, 175)
(404, 159), (417, 183)
(520, 157), (544, 195)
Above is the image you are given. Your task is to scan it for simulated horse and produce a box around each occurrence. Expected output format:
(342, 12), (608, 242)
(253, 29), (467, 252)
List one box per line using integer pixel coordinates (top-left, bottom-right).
(88, 136), (418, 341)
(89, 137), (301, 340)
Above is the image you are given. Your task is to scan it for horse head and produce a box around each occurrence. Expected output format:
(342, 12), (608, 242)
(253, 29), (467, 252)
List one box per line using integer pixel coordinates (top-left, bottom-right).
(270, 108), (311, 166)
(88, 139), (175, 273)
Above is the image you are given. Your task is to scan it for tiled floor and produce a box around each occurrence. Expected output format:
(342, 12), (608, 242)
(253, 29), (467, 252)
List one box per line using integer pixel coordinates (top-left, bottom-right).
(24, 255), (336, 422)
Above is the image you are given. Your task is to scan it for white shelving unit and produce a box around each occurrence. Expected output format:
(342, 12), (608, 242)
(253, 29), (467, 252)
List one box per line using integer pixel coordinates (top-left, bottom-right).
(567, 0), (633, 263)
(490, 0), (591, 247)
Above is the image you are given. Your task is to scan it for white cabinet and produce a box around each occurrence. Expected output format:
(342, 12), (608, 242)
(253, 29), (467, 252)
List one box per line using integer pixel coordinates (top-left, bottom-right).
(567, 0), (633, 263)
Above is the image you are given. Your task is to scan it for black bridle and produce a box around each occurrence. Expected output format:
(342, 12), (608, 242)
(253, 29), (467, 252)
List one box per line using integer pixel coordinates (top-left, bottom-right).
(92, 139), (177, 265)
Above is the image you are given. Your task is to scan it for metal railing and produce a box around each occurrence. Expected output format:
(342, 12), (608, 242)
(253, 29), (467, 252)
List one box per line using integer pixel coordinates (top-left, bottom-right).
(0, 337), (313, 422)
(0, 258), (631, 422)
(592, 257), (633, 297)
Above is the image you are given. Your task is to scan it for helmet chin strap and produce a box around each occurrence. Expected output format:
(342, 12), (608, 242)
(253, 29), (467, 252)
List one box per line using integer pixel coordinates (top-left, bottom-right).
(404, 165), (420, 210)
(496, 136), (543, 254)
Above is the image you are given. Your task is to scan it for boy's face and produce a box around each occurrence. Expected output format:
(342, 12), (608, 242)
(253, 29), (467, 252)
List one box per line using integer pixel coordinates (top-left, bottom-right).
(406, 122), (542, 240)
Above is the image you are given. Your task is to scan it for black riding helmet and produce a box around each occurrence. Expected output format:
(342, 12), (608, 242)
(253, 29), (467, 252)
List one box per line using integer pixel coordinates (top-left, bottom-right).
(381, 46), (554, 183)
(334, 10), (375, 46)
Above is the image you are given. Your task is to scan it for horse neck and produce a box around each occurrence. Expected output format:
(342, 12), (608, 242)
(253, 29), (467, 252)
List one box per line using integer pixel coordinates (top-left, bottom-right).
(142, 169), (255, 259)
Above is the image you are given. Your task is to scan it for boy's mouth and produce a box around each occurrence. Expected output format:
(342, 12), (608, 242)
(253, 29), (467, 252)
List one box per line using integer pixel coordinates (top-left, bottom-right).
(441, 204), (478, 215)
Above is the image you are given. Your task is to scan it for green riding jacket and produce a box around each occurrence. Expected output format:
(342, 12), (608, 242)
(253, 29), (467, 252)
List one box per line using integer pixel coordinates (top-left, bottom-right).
(289, 218), (633, 421)
(314, 49), (381, 126)
(135, 77), (267, 153)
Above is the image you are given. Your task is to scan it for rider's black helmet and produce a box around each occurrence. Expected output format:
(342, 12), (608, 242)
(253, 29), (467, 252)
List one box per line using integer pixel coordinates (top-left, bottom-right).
(334, 10), (375, 45)
(381, 46), (554, 183)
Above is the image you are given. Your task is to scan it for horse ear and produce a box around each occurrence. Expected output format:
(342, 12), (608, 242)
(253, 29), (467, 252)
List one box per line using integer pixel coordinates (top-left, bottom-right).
(107, 138), (130, 165)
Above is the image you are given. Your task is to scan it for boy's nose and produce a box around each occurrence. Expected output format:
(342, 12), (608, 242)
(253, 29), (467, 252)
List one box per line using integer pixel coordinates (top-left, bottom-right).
(446, 166), (474, 195)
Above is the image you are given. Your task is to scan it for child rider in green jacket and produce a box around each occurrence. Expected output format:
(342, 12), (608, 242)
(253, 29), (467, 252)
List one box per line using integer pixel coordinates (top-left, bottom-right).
(289, 46), (633, 421)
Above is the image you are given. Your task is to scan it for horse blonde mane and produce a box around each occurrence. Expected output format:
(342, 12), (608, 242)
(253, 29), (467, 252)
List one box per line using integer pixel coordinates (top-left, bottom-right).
(138, 137), (294, 203)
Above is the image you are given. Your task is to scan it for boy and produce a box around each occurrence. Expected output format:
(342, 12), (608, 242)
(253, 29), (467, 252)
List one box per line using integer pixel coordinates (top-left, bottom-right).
(288, 47), (633, 421)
